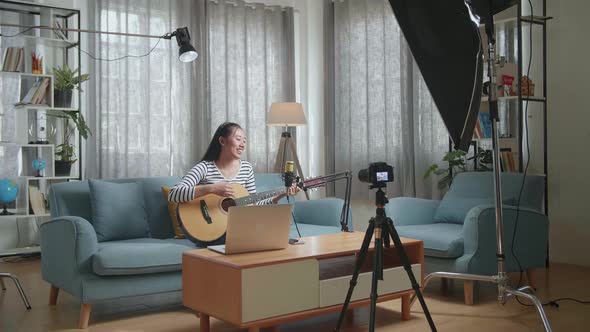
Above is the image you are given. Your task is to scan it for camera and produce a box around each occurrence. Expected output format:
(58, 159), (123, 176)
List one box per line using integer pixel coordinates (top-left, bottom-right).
(358, 162), (394, 186)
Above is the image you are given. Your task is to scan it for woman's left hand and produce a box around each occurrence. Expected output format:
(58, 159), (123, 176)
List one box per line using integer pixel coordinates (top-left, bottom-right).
(287, 182), (300, 196)
(272, 183), (301, 204)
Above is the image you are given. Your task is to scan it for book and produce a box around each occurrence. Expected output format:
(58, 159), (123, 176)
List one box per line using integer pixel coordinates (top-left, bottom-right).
(17, 80), (42, 105)
(500, 148), (518, 172)
(31, 78), (50, 104)
(54, 21), (68, 41)
(2, 47), (24, 72)
(29, 186), (47, 215)
(478, 112), (492, 138)
(15, 77), (50, 106)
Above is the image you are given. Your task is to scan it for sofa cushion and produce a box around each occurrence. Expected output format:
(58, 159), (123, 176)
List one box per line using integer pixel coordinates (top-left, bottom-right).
(434, 197), (494, 225)
(161, 186), (185, 239)
(293, 198), (349, 228)
(395, 223), (464, 258)
(163, 238), (200, 248)
(92, 238), (194, 276)
(140, 177), (181, 239)
(89, 180), (150, 242)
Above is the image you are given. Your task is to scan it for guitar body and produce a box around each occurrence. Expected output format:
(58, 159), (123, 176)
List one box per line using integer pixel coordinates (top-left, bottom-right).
(177, 183), (250, 244)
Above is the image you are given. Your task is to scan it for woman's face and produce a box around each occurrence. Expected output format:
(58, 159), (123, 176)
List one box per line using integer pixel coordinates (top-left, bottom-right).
(220, 128), (246, 159)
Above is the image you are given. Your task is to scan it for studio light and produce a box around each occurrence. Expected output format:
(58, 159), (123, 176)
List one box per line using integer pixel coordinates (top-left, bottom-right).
(0, 23), (199, 63)
(167, 27), (199, 63)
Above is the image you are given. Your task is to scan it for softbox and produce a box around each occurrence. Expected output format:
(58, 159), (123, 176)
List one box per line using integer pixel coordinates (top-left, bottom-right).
(387, 0), (484, 152)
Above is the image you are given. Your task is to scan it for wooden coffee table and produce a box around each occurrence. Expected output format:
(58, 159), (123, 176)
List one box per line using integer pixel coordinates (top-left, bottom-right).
(182, 231), (424, 332)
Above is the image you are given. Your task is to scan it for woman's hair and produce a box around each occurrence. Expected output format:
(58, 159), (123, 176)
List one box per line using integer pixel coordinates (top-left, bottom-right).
(201, 122), (243, 161)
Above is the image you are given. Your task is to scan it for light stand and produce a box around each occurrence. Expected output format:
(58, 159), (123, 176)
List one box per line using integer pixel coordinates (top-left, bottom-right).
(334, 185), (436, 332)
(408, 5), (553, 331)
(0, 272), (31, 310)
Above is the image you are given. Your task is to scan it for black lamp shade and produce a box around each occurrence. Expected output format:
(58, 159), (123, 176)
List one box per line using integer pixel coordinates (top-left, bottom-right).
(179, 43), (198, 62)
(173, 27), (198, 63)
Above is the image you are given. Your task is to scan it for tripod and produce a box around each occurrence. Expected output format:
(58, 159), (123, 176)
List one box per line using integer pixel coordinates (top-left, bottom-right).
(335, 185), (437, 332)
(273, 131), (310, 200)
(408, 4), (553, 332)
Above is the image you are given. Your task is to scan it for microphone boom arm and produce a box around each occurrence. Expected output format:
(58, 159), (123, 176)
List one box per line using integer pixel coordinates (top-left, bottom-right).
(298, 171), (353, 232)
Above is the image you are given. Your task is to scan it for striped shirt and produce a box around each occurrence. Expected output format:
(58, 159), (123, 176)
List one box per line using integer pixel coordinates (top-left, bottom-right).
(168, 160), (273, 205)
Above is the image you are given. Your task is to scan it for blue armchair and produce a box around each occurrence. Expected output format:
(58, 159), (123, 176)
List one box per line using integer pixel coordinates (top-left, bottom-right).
(386, 172), (548, 304)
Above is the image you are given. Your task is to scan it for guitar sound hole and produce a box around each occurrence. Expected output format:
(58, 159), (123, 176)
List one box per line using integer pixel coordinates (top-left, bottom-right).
(221, 198), (236, 213)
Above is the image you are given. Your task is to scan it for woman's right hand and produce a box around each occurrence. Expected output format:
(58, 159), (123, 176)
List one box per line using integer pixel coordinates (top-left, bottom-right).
(209, 182), (234, 197)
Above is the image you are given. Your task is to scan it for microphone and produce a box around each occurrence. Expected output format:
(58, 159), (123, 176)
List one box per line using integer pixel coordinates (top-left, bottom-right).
(284, 161), (295, 188)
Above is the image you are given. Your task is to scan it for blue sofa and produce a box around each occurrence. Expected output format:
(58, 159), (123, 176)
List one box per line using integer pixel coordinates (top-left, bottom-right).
(40, 173), (348, 328)
(386, 172), (548, 304)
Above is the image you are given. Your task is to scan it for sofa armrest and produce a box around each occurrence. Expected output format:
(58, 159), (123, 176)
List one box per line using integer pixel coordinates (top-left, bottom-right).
(293, 198), (350, 228)
(386, 197), (441, 226)
(40, 216), (98, 291)
(462, 205), (549, 273)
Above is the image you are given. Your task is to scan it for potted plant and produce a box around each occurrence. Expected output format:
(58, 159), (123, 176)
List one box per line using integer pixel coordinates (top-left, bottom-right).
(52, 64), (89, 108)
(53, 111), (91, 176)
(424, 147), (493, 190)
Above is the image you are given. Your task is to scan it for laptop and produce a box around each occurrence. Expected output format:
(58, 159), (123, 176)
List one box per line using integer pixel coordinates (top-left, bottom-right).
(207, 204), (293, 255)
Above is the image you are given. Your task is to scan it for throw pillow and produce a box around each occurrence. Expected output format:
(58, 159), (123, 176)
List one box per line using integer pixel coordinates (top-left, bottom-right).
(161, 186), (185, 239)
(89, 180), (150, 242)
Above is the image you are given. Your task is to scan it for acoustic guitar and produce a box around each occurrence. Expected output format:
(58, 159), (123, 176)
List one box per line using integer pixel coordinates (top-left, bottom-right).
(176, 172), (352, 244)
(177, 182), (300, 244)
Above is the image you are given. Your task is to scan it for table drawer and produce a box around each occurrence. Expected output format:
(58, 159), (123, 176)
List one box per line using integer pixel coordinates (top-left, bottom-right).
(319, 263), (421, 307)
(242, 259), (319, 322)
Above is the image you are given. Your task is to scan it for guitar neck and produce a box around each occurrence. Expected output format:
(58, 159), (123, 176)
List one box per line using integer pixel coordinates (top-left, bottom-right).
(235, 187), (287, 206)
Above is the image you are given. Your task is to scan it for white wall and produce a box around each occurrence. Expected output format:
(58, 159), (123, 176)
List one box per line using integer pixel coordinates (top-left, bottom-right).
(547, 0), (590, 266)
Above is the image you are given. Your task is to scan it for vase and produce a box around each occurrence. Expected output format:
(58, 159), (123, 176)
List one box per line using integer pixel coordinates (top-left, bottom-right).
(54, 90), (73, 108)
(55, 160), (73, 176)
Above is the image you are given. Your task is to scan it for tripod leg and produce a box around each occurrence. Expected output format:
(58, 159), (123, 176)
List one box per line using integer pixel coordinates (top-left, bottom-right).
(369, 228), (384, 332)
(334, 222), (375, 332)
(287, 137), (310, 200)
(383, 218), (437, 332)
(273, 136), (288, 173)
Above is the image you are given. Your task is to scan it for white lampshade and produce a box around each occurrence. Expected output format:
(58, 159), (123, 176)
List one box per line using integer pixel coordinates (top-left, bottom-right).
(266, 102), (307, 127)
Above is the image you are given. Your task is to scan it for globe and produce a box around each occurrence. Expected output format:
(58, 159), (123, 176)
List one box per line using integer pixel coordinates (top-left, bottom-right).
(32, 159), (46, 177)
(0, 178), (18, 203)
(32, 159), (46, 171)
(0, 178), (18, 215)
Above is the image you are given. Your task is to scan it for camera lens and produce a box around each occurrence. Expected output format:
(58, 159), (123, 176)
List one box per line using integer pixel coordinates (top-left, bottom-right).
(358, 168), (370, 183)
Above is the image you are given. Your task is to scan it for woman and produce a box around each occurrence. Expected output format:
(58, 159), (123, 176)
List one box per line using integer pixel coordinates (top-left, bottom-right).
(169, 121), (298, 204)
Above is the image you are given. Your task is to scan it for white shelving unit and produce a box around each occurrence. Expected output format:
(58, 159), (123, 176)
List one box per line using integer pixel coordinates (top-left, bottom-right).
(0, 0), (82, 254)
(469, 1), (550, 214)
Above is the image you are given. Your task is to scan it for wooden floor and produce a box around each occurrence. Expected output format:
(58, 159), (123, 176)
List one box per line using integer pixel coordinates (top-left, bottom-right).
(1, 257), (589, 332)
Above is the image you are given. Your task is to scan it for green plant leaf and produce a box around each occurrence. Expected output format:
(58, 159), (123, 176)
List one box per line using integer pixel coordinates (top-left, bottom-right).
(52, 64), (89, 92)
(423, 164), (439, 179)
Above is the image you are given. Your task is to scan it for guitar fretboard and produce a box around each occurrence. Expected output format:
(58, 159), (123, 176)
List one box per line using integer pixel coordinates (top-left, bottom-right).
(234, 187), (287, 206)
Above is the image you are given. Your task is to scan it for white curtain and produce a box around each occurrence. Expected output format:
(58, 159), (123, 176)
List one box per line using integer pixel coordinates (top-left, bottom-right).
(331, 0), (448, 200)
(87, 0), (295, 179)
(207, 0), (295, 172)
